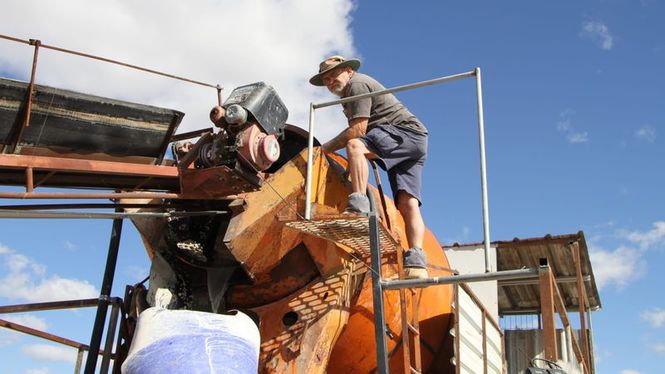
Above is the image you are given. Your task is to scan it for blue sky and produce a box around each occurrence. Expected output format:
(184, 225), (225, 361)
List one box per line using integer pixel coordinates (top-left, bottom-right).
(1, 1), (664, 373)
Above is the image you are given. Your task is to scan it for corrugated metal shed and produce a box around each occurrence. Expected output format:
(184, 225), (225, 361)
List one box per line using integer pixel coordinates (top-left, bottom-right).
(495, 232), (600, 315)
(448, 232), (601, 315)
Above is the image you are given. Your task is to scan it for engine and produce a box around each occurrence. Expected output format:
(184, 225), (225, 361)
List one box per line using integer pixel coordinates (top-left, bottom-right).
(190, 82), (288, 173)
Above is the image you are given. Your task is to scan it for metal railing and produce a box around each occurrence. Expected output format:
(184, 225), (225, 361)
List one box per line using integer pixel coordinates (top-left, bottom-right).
(304, 67), (494, 272)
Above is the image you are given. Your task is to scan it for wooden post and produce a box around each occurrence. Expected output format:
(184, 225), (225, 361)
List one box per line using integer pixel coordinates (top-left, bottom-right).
(538, 260), (558, 361)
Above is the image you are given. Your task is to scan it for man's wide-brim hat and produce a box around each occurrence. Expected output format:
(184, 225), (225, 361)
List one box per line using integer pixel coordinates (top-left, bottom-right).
(309, 55), (361, 86)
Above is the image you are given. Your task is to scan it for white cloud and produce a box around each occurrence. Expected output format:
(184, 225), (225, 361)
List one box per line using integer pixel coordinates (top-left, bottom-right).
(123, 265), (149, 283)
(0, 243), (99, 302)
(653, 342), (665, 354)
(635, 125), (656, 143)
(63, 240), (77, 251)
(567, 131), (589, 144)
(589, 245), (645, 290)
(581, 20), (614, 50)
(24, 368), (50, 374)
(556, 109), (588, 144)
(0, 0), (356, 142)
(641, 308), (665, 328)
(621, 221), (665, 250)
(22, 344), (78, 364)
(620, 370), (643, 374)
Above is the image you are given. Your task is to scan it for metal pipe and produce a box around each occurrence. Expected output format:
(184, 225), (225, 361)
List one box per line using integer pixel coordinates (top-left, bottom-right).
(0, 210), (227, 219)
(0, 192), (181, 199)
(382, 268), (539, 290)
(367, 189), (389, 374)
(498, 275), (591, 287)
(313, 70), (476, 109)
(9, 39), (40, 153)
(25, 167), (34, 192)
(0, 33), (221, 90)
(0, 318), (107, 356)
(75, 348), (84, 374)
(0, 298), (99, 313)
(100, 303), (120, 373)
(587, 306), (596, 374)
(171, 128), (214, 142)
(0, 203), (169, 210)
(474, 67), (492, 273)
(85, 215), (123, 373)
(304, 102), (316, 219)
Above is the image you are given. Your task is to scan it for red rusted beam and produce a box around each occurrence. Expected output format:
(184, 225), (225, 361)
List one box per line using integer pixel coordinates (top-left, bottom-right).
(539, 263), (558, 361)
(0, 154), (179, 178)
(8, 39), (40, 154)
(0, 318), (111, 357)
(0, 203), (167, 210)
(25, 166), (33, 192)
(0, 191), (181, 199)
(0, 298), (99, 313)
(171, 128), (214, 142)
(156, 112), (184, 165)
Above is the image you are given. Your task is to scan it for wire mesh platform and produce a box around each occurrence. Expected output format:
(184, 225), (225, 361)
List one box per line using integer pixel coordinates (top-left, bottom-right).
(285, 215), (401, 258)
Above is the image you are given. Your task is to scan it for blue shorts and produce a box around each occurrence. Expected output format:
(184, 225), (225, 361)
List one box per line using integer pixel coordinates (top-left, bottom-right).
(359, 125), (428, 205)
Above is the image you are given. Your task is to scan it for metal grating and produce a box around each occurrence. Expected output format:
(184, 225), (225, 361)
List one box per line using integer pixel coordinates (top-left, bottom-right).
(285, 215), (400, 257)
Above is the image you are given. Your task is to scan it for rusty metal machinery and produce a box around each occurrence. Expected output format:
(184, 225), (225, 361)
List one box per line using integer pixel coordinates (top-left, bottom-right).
(0, 73), (455, 373)
(194, 82), (286, 173)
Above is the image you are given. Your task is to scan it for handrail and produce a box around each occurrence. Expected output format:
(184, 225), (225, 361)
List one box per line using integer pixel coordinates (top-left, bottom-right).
(0, 33), (221, 90)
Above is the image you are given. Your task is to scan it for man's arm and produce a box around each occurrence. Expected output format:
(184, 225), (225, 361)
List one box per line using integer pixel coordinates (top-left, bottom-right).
(322, 117), (369, 152)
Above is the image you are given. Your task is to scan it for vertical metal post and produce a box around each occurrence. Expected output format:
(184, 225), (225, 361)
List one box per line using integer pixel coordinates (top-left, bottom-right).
(100, 302), (120, 373)
(10, 39), (40, 154)
(26, 167), (34, 192)
(474, 67), (492, 272)
(367, 189), (389, 373)
(304, 102), (316, 220)
(85, 216), (123, 373)
(586, 307), (595, 374)
(75, 347), (84, 374)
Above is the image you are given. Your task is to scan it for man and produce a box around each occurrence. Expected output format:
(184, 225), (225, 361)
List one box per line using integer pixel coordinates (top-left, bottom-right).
(309, 55), (429, 279)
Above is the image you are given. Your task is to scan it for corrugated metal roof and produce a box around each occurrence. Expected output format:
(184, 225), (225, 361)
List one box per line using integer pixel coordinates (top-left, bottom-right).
(447, 232), (601, 315)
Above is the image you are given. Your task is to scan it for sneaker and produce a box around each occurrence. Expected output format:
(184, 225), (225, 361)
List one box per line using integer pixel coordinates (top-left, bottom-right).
(403, 247), (428, 279)
(344, 192), (370, 214)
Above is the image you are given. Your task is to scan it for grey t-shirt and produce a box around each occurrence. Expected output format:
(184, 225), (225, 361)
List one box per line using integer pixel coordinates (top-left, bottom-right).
(342, 72), (427, 134)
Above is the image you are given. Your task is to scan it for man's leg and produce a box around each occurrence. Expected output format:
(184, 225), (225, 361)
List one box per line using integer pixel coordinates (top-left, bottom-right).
(343, 138), (378, 214)
(346, 138), (371, 193)
(396, 190), (428, 279)
(396, 191), (425, 249)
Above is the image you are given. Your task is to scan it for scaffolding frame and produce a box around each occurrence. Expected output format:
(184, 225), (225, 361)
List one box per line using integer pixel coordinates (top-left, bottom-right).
(0, 33), (224, 374)
(300, 69), (594, 373)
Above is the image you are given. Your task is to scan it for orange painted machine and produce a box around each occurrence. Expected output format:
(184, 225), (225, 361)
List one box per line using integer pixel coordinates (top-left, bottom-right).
(0, 75), (456, 372)
(125, 82), (456, 373)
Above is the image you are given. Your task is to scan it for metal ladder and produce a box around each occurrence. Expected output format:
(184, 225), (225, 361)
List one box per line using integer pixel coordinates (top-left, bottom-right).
(368, 160), (424, 374)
